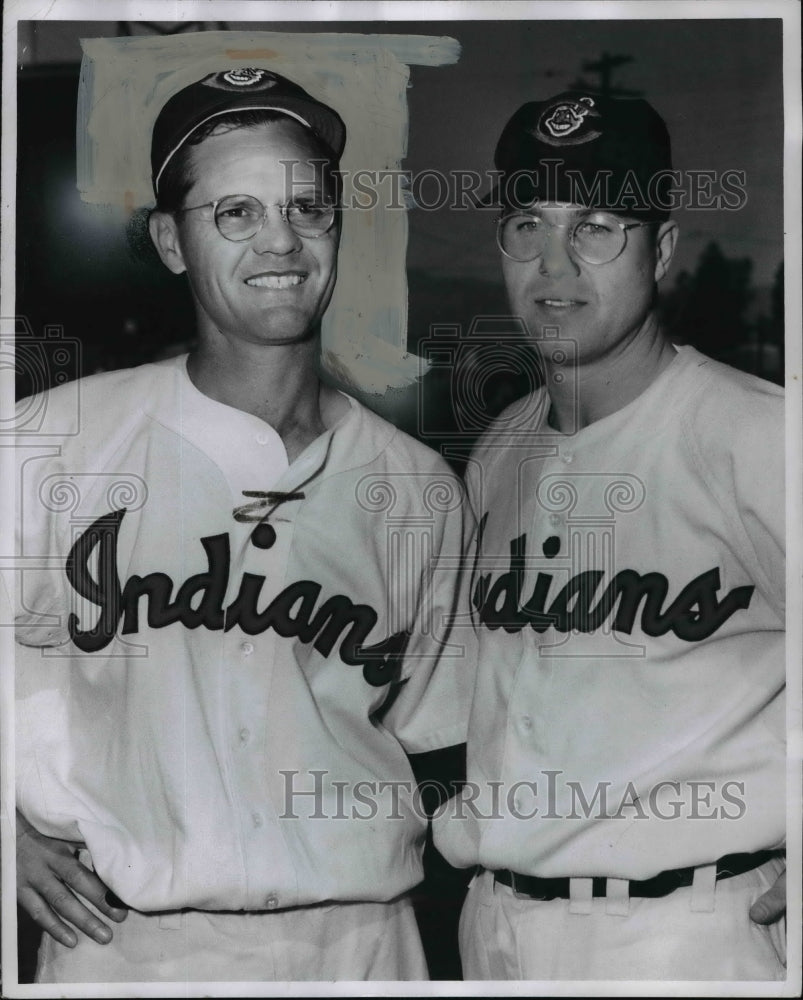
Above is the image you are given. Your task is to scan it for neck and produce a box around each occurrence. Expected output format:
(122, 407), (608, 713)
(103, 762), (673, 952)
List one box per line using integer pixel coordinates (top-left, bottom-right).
(187, 336), (343, 462)
(546, 313), (677, 432)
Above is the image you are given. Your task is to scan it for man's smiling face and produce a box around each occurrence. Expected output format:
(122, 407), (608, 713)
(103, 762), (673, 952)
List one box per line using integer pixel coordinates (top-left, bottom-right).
(157, 118), (340, 349)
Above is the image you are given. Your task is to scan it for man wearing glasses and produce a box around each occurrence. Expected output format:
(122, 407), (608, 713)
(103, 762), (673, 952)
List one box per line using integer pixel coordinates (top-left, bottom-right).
(15, 68), (470, 983)
(432, 92), (787, 980)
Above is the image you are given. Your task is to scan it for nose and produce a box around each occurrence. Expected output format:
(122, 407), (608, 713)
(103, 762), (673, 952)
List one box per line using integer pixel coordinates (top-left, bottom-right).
(538, 225), (580, 278)
(251, 206), (302, 255)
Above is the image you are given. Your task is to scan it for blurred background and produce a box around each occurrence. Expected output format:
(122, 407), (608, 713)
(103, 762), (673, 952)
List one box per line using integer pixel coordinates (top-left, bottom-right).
(17, 19), (785, 461)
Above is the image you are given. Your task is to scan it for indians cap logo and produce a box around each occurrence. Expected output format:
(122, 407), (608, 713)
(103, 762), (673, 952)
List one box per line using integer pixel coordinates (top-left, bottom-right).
(534, 96), (603, 147)
(204, 68), (279, 91)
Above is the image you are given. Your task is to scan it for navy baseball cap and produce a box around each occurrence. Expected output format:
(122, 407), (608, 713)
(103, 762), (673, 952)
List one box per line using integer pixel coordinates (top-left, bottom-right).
(151, 68), (346, 195)
(483, 91), (673, 219)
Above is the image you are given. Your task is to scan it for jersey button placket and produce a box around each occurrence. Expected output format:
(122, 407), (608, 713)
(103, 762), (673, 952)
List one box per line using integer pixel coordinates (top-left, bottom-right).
(224, 522), (275, 910)
(237, 502), (296, 908)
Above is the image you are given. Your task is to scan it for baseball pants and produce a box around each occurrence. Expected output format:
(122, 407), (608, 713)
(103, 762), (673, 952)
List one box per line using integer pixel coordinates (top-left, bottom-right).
(459, 856), (786, 980)
(35, 893), (428, 983)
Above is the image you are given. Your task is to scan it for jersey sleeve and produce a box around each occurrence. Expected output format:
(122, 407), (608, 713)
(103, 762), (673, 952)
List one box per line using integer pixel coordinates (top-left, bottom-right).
(729, 400), (785, 616)
(380, 489), (477, 754)
(683, 372), (785, 617)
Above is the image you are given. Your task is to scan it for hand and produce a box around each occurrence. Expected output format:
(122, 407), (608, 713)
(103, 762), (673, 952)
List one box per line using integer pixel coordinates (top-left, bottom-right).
(16, 809), (128, 947)
(749, 868), (786, 925)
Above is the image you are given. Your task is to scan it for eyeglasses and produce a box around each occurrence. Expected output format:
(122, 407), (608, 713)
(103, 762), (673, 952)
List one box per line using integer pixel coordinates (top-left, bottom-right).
(497, 210), (651, 266)
(177, 194), (337, 242)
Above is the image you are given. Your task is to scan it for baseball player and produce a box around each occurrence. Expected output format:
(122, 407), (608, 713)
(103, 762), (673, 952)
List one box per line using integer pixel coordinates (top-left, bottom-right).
(14, 67), (471, 983)
(432, 92), (787, 980)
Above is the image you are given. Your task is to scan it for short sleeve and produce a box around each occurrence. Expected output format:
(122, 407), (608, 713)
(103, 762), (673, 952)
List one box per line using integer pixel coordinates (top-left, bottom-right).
(381, 494), (477, 754)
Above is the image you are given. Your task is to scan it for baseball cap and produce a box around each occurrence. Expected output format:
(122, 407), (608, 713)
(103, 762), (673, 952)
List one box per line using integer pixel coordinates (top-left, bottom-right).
(483, 91), (673, 219)
(151, 67), (346, 195)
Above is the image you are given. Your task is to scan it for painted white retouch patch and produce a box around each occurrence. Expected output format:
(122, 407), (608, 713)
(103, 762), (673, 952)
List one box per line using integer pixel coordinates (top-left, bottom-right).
(77, 31), (461, 393)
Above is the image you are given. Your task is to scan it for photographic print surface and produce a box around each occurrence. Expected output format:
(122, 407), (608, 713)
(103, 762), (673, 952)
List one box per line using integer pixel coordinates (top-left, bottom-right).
(2, 2), (800, 997)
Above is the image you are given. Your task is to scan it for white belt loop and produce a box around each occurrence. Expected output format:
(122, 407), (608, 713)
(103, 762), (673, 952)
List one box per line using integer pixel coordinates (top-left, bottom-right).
(605, 877), (630, 916)
(159, 911), (184, 930)
(690, 863), (717, 913)
(569, 877), (593, 914)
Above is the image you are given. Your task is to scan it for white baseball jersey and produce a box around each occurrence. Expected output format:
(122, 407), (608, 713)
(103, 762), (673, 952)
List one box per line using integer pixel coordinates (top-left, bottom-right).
(15, 354), (472, 913)
(433, 345), (785, 880)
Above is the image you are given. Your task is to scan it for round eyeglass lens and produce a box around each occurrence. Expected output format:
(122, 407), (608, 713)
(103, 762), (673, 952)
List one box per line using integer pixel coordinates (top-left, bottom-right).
(498, 212), (628, 265)
(571, 215), (627, 264)
(213, 195), (335, 241)
(285, 201), (336, 238)
(214, 195), (265, 241)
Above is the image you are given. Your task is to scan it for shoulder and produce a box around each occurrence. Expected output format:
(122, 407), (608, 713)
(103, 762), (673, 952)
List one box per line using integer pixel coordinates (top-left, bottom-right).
(676, 347), (784, 447)
(74, 356), (186, 405)
(17, 356), (186, 434)
(673, 349), (784, 509)
(347, 396), (457, 478)
(468, 387), (549, 468)
(677, 345), (783, 406)
(338, 398), (467, 529)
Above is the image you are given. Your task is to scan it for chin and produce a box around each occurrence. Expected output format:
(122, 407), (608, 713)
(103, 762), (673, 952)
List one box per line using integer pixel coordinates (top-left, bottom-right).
(246, 308), (323, 346)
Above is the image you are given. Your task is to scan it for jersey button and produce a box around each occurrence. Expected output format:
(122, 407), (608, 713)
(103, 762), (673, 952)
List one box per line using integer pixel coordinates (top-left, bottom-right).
(265, 894), (279, 910)
(239, 728), (251, 745)
(256, 432), (271, 446)
(561, 452), (574, 464)
(241, 641), (255, 656)
(521, 714), (533, 729)
(251, 811), (264, 828)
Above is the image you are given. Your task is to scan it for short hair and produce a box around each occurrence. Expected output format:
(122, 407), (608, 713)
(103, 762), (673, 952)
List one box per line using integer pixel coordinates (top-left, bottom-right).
(155, 109), (343, 213)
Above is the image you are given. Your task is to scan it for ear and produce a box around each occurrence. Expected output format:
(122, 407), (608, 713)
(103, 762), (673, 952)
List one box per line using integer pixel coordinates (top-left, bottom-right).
(148, 211), (187, 275)
(653, 219), (678, 283)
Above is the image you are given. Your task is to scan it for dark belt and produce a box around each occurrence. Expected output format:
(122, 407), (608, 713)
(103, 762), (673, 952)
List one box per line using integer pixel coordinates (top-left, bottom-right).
(493, 849), (783, 900)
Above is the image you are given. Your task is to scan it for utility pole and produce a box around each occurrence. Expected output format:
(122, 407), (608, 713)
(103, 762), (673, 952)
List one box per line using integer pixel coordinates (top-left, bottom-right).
(570, 53), (642, 98)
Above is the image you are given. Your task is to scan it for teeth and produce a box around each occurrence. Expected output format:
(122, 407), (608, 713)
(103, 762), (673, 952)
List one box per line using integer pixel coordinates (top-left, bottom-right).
(246, 274), (305, 289)
(543, 299), (576, 307)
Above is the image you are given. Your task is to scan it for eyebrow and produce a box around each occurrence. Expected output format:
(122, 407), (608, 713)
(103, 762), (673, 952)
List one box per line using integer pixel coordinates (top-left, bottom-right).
(519, 206), (600, 219)
(287, 188), (327, 200)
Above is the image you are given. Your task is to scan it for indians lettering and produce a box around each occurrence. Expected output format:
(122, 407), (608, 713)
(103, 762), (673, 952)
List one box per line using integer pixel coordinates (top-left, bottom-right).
(471, 514), (754, 642)
(65, 509), (408, 686)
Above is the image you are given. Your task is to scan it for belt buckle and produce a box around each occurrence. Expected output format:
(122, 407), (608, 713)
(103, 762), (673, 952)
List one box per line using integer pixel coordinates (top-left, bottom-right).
(508, 871), (555, 901)
(508, 871), (535, 900)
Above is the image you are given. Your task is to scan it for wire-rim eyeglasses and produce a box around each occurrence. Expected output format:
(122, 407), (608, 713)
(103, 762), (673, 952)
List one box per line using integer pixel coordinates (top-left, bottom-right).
(176, 193), (337, 242)
(497, 209), (652, 265)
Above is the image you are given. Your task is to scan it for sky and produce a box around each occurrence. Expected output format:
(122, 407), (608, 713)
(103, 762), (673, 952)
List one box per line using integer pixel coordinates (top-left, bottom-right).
(400, 17), (785, 287)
